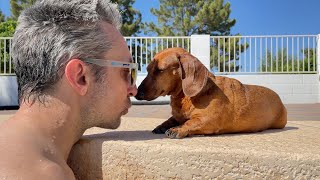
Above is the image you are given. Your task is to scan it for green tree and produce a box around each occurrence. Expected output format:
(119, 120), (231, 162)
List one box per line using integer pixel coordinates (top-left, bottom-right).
(9, 0), (142, 35)
(0, 20), (17, 37)
(111, 0), (142, 36)
(261, 48), (317, 73)
(9, 0), (142, 36)
(0, 20), (17, 74)
(144, 0), (236, 36)
(109, 0), (142, 69)
(0, 10), (5, 22)
(212, 36), (249, 72)
(10, 0), (36, 20)
(144, 0), (247, 71)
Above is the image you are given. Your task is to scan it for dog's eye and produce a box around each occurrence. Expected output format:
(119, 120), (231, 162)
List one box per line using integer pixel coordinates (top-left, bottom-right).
(157, 69), (164, 73)
(155, 68), (164, 73)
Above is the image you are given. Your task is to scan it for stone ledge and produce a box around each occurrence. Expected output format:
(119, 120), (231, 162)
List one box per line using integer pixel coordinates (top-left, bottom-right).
(68, 117), (320, 179)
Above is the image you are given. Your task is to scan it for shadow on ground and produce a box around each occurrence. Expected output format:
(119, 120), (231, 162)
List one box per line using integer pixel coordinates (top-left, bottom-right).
(83, 130), (166, 141)
(81, 125), (298, 142)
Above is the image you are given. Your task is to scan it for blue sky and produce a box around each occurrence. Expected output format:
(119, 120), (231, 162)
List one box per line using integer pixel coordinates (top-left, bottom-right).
(1, 0), (320, 35)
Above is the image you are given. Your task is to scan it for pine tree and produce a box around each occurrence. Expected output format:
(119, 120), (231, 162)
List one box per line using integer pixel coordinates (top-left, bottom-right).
(261, 48), (317, 73)
(111, 0), (142, 36)
(0, 20), (18, 73)
(144, 0), (236, 36)
(0, 10), (5, 22)
(144, 0), (247, 72)
(9, 0), (141, 36)
(10, 0), (36, 20)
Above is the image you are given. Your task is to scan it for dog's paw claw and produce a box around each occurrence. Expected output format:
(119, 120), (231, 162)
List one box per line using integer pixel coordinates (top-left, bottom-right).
(165, 129), (179, 139)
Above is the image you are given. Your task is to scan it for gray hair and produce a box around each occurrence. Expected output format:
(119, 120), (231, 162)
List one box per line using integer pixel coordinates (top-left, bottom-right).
(12, 0), (122, 103)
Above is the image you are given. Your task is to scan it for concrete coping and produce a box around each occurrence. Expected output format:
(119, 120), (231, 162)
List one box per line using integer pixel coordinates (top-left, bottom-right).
(68, 117), (320, 179)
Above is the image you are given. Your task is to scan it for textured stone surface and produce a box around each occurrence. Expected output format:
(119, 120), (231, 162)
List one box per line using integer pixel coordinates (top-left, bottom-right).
(68, 117), (320, 179)
(1, 104), (319, 179)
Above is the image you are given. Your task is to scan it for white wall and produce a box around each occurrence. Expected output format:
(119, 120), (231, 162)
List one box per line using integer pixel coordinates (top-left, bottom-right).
(223, 74), (319, 104)
(0, 74), (319, 106)
(0, 76), (19, 106)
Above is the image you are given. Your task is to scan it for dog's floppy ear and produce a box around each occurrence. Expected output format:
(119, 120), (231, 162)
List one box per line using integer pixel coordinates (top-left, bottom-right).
(178, 53), (209, 97)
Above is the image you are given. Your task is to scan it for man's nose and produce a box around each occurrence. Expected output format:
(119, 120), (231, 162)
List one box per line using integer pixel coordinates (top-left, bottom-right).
(128, 84), (138, 97)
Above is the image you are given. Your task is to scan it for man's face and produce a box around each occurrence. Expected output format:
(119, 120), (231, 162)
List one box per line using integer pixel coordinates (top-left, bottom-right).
(85, 23), (137, 129)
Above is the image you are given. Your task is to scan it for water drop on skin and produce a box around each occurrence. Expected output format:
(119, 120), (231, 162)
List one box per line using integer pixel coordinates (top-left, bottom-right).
(51, 136), (56, 142)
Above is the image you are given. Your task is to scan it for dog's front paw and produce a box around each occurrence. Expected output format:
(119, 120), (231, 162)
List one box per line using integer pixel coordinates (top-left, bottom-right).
(165, 128), (187, 139)
(152, 126), (168, 134)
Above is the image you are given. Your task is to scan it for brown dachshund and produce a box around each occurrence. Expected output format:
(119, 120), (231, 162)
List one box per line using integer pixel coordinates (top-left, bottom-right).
(135, 47), (287, 138)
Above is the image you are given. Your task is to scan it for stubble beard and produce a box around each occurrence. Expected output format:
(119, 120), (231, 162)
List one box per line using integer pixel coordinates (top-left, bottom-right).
(83, 75), (134, 130)
(80, 97), (122, 130)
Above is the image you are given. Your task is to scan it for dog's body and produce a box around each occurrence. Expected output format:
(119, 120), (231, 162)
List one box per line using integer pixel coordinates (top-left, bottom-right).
(135, 48), (287, 138)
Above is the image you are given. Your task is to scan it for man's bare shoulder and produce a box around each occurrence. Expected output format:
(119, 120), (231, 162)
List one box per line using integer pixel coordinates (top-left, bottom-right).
(37, 162), (76, 180)
(0, 118), (75, 180)
(0, 161), (75, 180)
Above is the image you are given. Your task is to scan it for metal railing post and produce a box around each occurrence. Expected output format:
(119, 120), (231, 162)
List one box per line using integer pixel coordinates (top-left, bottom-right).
(317, 34), (320, 103)
(190, 35), (210, 70)
(317, 34), (320, 76)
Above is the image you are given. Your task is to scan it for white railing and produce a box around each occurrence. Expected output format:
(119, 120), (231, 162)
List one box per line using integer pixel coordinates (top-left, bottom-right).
(210, 35), (318, 74)
(125, 36), (191, 73)
(0, 35), (318, 75)
(0, 37), (14, 75)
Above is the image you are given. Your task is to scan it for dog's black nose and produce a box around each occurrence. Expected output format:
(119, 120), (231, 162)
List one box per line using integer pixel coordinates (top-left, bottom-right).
(135, 91), (145, 100)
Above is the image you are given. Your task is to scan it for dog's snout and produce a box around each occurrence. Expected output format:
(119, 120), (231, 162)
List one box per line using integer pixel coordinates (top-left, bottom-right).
(135, 89), (145, 100)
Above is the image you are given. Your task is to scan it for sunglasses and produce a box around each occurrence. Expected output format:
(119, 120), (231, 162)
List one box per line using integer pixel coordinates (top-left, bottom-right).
(81, 58), (138, 86)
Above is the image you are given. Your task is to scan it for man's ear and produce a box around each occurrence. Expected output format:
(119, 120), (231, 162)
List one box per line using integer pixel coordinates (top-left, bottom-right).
(64, 59), (90, 96)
